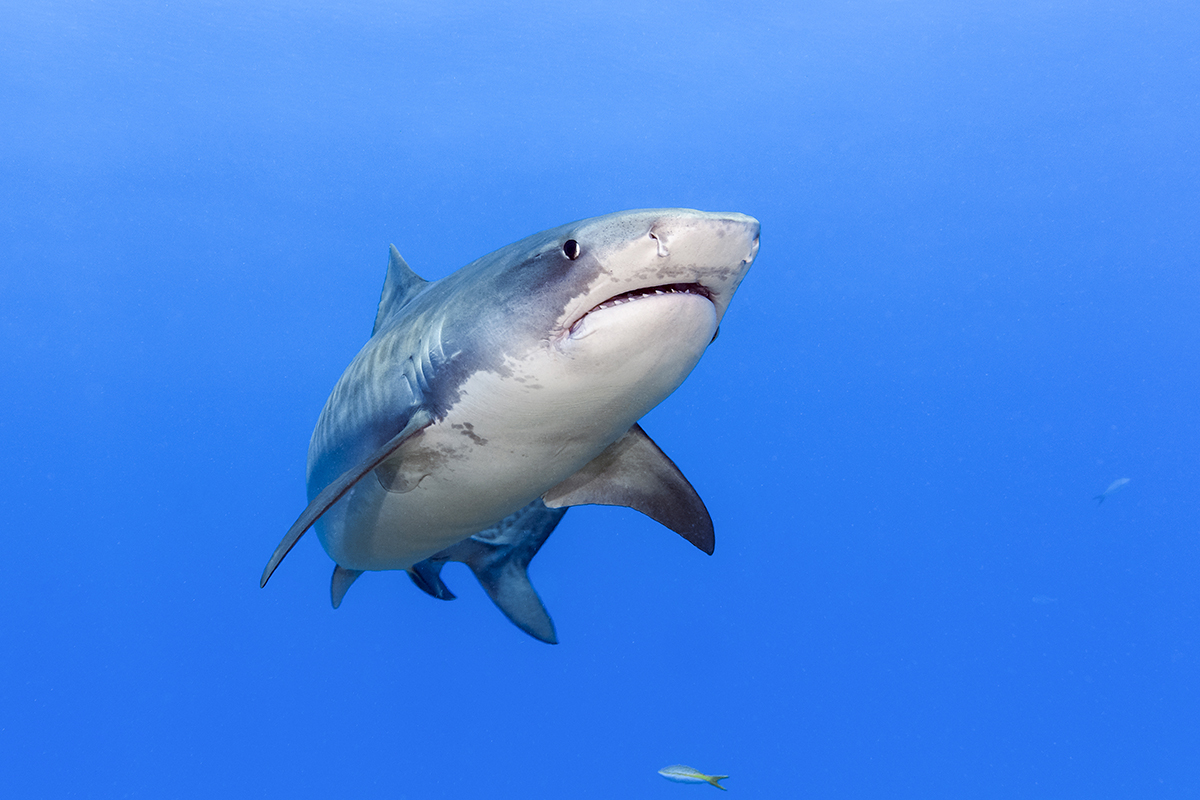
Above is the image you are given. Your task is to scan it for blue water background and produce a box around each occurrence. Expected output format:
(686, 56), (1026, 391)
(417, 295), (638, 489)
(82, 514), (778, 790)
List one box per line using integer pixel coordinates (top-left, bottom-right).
(3, 1), (1198, 796)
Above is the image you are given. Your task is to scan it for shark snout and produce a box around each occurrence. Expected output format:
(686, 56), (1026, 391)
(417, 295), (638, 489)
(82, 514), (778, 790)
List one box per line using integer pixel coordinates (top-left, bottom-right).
(647, 211), (760, 262)
(655, 212), (761, 273)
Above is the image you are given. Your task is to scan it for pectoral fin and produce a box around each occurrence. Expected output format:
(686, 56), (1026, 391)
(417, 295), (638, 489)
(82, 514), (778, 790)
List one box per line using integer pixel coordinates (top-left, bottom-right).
(542, 423), (714, 555)
(330, 565), (364, 609)
(260, 409), (435, 588)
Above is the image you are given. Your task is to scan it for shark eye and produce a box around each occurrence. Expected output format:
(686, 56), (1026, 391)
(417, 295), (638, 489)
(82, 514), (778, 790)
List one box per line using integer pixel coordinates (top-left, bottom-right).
(562, 240), (581, 260)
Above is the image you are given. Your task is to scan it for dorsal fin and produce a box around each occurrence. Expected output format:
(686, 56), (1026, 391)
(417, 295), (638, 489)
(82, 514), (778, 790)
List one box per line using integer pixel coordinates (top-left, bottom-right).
(373, 245), (428, 335)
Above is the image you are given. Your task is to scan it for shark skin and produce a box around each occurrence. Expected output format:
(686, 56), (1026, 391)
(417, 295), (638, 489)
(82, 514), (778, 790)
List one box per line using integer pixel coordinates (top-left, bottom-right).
(262, 208), (760, 641)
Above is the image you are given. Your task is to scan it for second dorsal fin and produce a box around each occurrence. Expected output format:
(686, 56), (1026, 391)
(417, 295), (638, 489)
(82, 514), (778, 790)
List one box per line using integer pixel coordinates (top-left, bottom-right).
(373, 245), (429, 335)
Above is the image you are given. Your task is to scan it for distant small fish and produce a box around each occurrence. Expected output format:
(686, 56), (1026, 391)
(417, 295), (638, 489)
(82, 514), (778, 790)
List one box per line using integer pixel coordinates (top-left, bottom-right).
(658, 765), (729, 790)
(1094, 477), (1130, 504)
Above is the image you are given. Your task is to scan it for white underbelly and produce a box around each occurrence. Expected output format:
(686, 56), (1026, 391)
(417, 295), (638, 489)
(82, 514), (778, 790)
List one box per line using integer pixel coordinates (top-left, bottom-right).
(319, 378), (639, 569)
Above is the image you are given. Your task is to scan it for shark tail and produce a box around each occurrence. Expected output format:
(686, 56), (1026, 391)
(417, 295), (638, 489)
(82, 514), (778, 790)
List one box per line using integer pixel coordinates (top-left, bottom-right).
(1094, 495), (1105, 504)
(707, 775), (729, 790)
(423, 500), (567, 644)
(469, 554), (558, 644)
(465, 502), (565, 645)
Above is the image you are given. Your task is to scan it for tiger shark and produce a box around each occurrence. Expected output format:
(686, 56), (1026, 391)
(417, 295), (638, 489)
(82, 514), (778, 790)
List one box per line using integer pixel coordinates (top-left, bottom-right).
(261, 208), (760, 642)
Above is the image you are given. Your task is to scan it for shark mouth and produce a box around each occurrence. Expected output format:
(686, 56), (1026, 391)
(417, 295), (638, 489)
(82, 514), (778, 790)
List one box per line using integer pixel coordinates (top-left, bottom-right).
(590, 281), (711, 314)
(567, 282), (714, 337)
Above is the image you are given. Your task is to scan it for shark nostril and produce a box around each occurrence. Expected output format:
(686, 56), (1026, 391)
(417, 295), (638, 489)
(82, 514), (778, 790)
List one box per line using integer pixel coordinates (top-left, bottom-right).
(744, 236), (760, 264)
(648, 228), (669, 257)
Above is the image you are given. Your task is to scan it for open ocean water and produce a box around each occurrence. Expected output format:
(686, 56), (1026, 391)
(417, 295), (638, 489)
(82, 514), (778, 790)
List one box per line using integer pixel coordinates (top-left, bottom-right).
(2, 1), (1198, 797)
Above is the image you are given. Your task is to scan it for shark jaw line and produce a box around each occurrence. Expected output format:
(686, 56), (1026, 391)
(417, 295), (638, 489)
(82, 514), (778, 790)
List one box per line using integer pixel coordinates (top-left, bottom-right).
(567, 282), (713, 337)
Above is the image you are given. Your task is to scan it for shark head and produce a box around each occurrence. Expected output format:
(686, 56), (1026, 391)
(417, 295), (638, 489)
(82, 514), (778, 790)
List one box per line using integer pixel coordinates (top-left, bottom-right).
(543, 208), (759, 333)
(420, 208), (761, 425)
(551, 208), (758, 354)
(539, 208), (759, 426)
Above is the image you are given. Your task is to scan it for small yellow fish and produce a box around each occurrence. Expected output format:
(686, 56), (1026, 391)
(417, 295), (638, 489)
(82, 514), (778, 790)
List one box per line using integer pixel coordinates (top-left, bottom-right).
(658, 764), (729, 790)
